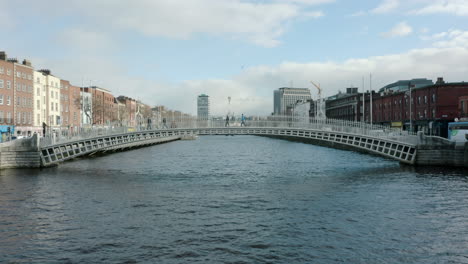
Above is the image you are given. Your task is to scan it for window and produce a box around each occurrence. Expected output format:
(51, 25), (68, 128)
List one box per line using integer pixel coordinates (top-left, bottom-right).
(433, 108), (436, 118)
(0, 79), (3, 88)
(56, 91), (58, 98)
(17, 96), (20, 106)
(37, 87), (40, 95)
(36, 77), (40, 83)
(0, 111), (3, 123)
(16, 71), (21, 78)
(16, 83), (20, 91)
(7, 112), (11, 123)
(424, 95), (427, 104)
(0, 95), (3, 105)
(37, 114), (40, 125)
(432, 94), (436, 103)
(7, 96), (10, 105)
(22, 84), (26, 92)
(6, 81), (10, 89)
(37, 100), (40, 110)
(56, 103), (58, 111)
(0, 67), (3, 74)
(22, 112), (26, 124)
(51, 102), (54, 111)
(17, 112), (21, 124)
(7, 69), (11, 76)
(51, 91), (54, 98)
(418, 97), (421, 105)
(21, 72), (26, 79)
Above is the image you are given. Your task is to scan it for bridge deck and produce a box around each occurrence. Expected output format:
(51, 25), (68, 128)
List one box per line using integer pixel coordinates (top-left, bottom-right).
(39, 126), (417, 167)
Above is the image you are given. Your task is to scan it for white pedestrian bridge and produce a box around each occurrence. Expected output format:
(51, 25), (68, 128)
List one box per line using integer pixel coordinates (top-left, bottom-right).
(39, 117), (421, 167)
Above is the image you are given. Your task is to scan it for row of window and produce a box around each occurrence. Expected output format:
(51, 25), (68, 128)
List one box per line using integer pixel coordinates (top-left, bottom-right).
(16, 71), (32, 81)
(0, 67), (12, 76)
(376, 109), (437, 121)
(377, 94), (437, 110)
(0, 111), (32, 125)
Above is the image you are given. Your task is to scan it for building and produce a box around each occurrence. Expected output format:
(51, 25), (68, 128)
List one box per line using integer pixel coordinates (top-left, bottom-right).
(197, 94), (209, 120)
(38, 69), (61, 129)
(370, 78), (468, 137)
(60, 80), (81, 130)
(117, 96), (137, 127)
(273, 87), (311, 115)
(379, 78), (433, 94)
(33, 70), (46, 131)
(325, 77), (468, 138)
(325, 87), (362, 121)
(0, 52), (36, 137)
(83, 86), (116, 126)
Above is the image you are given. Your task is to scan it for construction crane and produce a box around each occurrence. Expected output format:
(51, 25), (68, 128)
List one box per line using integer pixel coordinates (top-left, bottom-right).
(310, 81), (326, 119)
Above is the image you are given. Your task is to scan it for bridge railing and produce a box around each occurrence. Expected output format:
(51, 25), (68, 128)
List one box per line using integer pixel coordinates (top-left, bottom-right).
(39, 116), (418, 148)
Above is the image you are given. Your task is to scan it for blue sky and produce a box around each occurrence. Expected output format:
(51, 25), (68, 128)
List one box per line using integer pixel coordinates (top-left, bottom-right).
(2, 0), (468, 115)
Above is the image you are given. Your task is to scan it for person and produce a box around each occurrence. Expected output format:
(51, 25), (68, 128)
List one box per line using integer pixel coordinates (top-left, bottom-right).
(147, 118), (152, 130)
(162, 118), (168, 129)
(225, 115), (230, 127)
(241, 114), (246, 127)
(42, 122), (47, 137)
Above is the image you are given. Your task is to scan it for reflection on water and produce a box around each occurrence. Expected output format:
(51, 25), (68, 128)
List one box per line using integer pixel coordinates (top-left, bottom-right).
(1, 136), (467, 263)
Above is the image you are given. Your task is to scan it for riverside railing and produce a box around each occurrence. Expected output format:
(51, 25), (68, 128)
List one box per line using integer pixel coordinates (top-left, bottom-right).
(39, 116), (418, 148)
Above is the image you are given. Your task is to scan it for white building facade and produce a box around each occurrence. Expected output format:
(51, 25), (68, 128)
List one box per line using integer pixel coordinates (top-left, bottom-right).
(273, 87), (311, 115)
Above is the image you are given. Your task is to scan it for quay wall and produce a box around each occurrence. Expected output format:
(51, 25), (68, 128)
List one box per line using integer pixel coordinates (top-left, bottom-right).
(0, 135), (41, 169)
(415, 132), (468, 167)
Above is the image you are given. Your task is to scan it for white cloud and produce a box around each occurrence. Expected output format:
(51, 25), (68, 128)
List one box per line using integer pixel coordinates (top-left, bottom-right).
(381, 21), (413, 38)
(432, 30), (468, 48)
(19, 0), (329, 48)
(412, 0), (468, 16)
(371, 0), (400, 14)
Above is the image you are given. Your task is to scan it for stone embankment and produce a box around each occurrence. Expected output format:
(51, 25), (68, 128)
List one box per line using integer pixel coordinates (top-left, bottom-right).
(0, 134), (40, 169)
(415, 132), (468, 167)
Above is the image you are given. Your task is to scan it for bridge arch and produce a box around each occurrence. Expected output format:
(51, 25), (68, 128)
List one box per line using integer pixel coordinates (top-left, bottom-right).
(39, 126), (417, 167)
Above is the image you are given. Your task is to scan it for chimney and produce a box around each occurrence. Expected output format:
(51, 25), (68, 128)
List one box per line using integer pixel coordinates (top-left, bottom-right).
(22, 59), (32, 67)
(39, 69), (51, 75)
(436, 77), (445, 84)
(0, 51), (6, 61)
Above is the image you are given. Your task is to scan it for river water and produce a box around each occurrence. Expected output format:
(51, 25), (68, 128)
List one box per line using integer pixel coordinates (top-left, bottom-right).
(1, 136), (467, 263)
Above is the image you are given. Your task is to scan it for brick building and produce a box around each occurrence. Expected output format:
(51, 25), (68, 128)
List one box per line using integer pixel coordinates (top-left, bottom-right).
(0, 52), (36, 138)
(84, 86), (116, 126)
(367, 78), (468, 137)
(60, 80), (81, 130)
(325, 78), (468, 138)
(116, 96), (136, 127)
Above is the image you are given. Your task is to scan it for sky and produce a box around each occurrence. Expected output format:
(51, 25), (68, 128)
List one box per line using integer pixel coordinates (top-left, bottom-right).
(2, 0), (468, 116)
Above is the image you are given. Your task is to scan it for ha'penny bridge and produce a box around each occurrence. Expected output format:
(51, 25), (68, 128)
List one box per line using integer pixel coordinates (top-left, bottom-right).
(0, 117), (466, 169)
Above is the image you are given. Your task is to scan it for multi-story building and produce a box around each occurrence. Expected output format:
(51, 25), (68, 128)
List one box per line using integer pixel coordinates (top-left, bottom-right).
(117, 96), (136, 127)
(33, 70), (46, 131)
(273, 87), (311, 115)
(0, 52), (15, 139)
(369, 78), (468, 137)
(197, 94), (209, 120)
(325, 77), (468, 138)
(69, 84), (81, 129)
(83, 86), (116, 126)
(60, 80), (81, 130)
(0, 52), (36, 137)
(325, 87), (362, 121)
(38, 69), (61, 128)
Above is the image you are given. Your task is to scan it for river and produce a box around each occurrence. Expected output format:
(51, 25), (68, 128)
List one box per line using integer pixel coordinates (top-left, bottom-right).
(1, 135), (467, 263)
